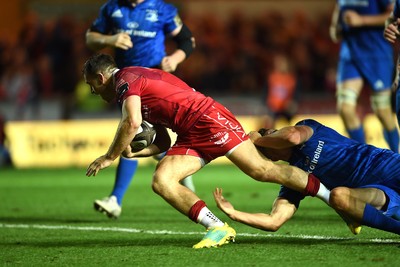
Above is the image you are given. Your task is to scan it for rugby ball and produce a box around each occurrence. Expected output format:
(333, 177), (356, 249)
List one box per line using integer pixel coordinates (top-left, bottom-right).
(130, 121), (156, 152)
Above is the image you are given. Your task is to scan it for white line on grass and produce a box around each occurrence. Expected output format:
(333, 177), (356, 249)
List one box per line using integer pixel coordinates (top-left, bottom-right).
(1, 223), (399, 244)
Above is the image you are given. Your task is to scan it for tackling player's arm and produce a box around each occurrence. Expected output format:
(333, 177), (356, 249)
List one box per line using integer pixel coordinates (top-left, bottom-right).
(213, 188), (297, 232)
(252, 125), (313, 149)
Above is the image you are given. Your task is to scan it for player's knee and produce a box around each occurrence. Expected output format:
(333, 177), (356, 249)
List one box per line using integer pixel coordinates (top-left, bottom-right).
(336, 88), (357, 110)
(370, 93), (391, 113)
(329, 187), (351, 212)
(337, 103), (356, 117)
(151, 173), (168, 195)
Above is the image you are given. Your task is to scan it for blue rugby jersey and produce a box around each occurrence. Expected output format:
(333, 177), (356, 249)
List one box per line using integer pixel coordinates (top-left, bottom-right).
(278, 119), (400, 206)
(90, 0), (181, 68)
(337, 0), (394, 60)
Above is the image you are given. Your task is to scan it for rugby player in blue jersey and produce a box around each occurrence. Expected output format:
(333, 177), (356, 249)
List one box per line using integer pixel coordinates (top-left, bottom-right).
(85, 0), (195, 219)
(330, 0), (399, 152)
(214, 119), (400, 235)
(384, 0), (400, 128)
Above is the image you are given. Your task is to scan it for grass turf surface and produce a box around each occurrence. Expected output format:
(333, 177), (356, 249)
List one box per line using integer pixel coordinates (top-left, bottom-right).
(1, 164), (399, 266)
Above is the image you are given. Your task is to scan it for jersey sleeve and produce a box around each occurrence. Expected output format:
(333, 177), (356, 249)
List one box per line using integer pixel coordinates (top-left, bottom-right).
(278, 185), (305, 209)
(160, 3), (181, 34)
(294, 119), (320, 130)
(115, 71), (143, 105)
(89, 3), (113, 34)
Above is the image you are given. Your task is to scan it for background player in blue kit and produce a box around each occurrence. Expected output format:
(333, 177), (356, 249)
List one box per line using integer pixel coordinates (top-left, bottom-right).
(214, 119), (400, 235)
(330, 0), (399, 152)
(85, 0), (195, 218)
(384, 0), (400, 128)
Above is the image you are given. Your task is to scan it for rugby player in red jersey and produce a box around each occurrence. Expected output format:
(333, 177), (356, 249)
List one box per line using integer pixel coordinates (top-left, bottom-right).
(83, 54), (329, 249)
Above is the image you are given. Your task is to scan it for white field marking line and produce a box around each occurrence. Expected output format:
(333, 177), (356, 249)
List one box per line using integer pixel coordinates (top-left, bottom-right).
(1, 223), (399, 244)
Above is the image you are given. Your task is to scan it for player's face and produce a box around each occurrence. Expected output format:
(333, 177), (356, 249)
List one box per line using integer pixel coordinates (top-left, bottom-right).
(84, 73), (114, 102)
(84, 73), (101, 94)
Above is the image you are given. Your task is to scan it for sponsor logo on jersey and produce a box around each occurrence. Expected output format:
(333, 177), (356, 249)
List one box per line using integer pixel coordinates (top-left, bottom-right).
(111, 9), (123, 18)
(208, 112), (247, 147)
(117, 29), (157, 38)
(306, 140), (324, 173)
(216, 112), (246, 138)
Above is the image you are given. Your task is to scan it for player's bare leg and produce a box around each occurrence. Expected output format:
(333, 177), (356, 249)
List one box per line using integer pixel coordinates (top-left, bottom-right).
(370, 90), (399, 152)
(152, 155), (201, 213)
(228, 139), (309, 192)
(330, 187), (387, 222)
(337, 79), (364, 142)
(152, 154), (235, 248)
(329, 187), (395, 234)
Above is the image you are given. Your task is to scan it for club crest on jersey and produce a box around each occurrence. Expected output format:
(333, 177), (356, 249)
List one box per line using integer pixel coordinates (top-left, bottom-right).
(211, 132), (231, 146)
(145, 10), (158, 22)
(127, 22), (139, 29)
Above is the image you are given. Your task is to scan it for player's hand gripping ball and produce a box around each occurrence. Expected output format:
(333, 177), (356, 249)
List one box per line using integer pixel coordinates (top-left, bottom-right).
(130, 121), (157, 152)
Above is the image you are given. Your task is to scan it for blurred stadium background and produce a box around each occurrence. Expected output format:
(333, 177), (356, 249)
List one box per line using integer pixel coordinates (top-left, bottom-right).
(0, 0), (389, 168)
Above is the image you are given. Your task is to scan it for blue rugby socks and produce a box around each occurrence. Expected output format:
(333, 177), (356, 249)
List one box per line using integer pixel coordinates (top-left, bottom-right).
(362, 204), (400, 235)
(347, 126), (365, 144)
(396, 87), (400, 128)
(383, 128), (399, 153)
(110, 157), (138, 205)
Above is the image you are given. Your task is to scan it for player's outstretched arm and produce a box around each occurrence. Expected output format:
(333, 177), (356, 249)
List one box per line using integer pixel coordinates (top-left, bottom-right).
(213, 188), (297, 232)
(253, 125), (313, 149)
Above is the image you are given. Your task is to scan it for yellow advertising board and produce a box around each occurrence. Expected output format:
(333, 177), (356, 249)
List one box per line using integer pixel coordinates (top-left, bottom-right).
(4, 114), (390, 168)
(5, 119), (155, 168)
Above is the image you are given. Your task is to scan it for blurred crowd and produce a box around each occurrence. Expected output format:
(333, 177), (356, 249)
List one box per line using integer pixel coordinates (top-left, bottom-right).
(0, 7), (339, 121)
(0, 11), (93, 121)
(178, 8), (338, 96)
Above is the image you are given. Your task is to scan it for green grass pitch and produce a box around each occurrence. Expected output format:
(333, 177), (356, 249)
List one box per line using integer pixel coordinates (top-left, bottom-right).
(1, 164), (399, 266)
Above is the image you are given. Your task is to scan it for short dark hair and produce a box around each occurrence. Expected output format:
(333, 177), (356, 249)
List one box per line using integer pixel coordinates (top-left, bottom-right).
(82, 54), (117, 77)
